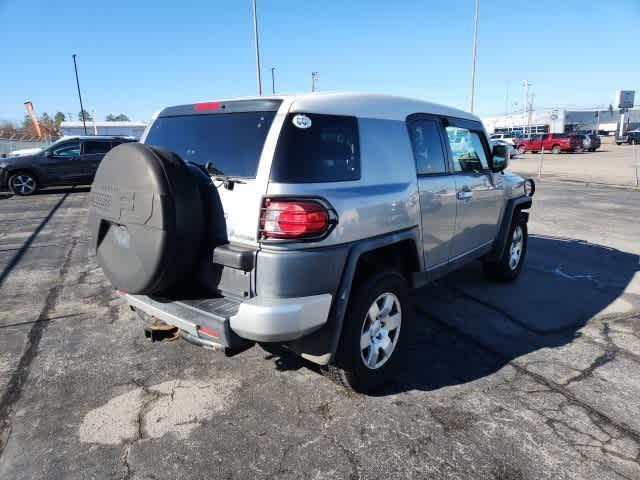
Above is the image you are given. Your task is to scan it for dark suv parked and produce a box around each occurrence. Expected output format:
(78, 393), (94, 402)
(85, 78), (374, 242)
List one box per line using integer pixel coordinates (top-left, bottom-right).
(616, 130), (640, 145)
(0, 136), (136, 195)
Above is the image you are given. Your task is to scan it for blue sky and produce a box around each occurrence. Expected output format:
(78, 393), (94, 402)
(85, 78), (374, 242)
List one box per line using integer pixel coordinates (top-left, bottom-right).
(1, 0), (638, 123)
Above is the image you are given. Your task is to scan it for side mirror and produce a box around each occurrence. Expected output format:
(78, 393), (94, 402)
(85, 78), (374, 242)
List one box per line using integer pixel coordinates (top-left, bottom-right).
(44, 150), (52, 157)
(491, 144), (509, 172)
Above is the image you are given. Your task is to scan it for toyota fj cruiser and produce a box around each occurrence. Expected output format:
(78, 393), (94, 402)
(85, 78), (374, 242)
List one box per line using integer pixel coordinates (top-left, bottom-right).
(88, 93), (534, 392)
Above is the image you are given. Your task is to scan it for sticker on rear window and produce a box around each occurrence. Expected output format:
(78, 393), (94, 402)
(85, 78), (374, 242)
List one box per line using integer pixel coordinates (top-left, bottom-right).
(292, 114), (312, 129)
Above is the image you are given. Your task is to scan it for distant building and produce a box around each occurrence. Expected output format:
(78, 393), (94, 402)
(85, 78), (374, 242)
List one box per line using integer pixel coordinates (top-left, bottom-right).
(483, 108), (640, 136)
(60, 121), (147, 139)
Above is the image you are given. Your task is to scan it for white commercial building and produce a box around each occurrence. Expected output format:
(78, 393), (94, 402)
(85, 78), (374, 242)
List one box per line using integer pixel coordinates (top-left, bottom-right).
(483, 108), (640, 136)
(60, 121), (147, 138)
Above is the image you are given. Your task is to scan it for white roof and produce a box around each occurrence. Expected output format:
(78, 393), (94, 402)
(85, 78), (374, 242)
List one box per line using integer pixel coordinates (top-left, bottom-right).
(191, 92), (479, 122)
(60, 121), (147, 128)
(287, 92), (479, 122)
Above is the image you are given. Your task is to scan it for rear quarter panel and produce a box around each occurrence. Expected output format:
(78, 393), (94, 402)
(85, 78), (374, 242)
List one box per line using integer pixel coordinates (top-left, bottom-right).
(265, 117), (421, 248)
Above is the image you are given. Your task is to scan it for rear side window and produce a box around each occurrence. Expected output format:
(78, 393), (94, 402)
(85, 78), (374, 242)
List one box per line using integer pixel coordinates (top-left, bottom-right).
(408, 119), (447, 175)
(271, 113), (360, 183)
(83, 141), (112, 154)
(144, 111), (276, 178)
(552, 133), (568, 139)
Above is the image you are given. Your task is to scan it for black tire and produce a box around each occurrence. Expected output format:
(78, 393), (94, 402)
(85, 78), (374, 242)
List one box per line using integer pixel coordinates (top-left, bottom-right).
(483, 215), (528, 282)
(616, 142), (622, 146)
(8, 171), (38, 196)
(88, 143), (206, 295)
(551, 145), (561, 154)
(329, 270), (410, 393)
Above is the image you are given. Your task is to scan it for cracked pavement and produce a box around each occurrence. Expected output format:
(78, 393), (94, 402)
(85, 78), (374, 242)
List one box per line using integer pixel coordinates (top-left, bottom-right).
(0, 179), (639, 479)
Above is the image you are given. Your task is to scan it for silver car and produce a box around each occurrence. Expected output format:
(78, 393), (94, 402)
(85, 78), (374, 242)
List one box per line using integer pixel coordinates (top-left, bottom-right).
(88, 93), (534, 392)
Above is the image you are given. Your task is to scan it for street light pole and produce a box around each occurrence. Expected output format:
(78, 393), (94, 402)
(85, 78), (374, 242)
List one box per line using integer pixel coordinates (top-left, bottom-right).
(271, 67), (275, 94)
(252, 0), (262, 96)
(72, 54), (88, 135)
(469, 0), (479, 112)
(311, 71), (318, 92)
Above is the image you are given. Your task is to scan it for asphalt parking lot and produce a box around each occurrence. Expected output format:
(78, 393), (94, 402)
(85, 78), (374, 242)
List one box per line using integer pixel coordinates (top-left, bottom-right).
(511, 143), (640, 187)
(0, 177), (639, 479)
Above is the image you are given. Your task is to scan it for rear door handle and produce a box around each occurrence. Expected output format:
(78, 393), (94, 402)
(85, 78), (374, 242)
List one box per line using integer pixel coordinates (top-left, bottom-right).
(457, 190), (473, 200)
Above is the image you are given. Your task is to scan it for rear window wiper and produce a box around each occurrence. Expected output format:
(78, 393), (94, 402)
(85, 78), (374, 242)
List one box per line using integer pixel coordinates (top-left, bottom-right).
(202, 161), (247, 188)
(204, 162), (226, 177)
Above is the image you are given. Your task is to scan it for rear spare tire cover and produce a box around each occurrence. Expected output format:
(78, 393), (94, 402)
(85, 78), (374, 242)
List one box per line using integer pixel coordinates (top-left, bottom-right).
(88, 143), (204, 294)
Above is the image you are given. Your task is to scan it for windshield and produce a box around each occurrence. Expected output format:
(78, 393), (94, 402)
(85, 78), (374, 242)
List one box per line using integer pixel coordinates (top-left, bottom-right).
(144, 112), (276, 178)
(41, 138), (66, 152)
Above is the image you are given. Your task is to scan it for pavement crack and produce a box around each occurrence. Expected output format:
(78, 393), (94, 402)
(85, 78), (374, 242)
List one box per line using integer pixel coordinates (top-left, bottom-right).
(0, 234), (78, 459)
(417, 305), (640, 445)
(331, 437), (361, 480)
(564, 323), (619, 386)
(119, 380), (164, 480)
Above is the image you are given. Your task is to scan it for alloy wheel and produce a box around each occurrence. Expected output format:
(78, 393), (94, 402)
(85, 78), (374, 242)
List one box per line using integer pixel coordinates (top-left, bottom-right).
(360, 292), (402, 370)
(11, 174), (36, 195)
(509, 225), (524, 270)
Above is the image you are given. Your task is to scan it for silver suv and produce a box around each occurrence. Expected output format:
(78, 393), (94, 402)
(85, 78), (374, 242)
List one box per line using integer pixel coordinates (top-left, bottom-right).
(88, 93), (534, 392)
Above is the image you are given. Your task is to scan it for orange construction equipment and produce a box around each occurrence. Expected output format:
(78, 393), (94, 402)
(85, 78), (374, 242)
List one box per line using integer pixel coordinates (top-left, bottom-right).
(24, 101), (43, 139)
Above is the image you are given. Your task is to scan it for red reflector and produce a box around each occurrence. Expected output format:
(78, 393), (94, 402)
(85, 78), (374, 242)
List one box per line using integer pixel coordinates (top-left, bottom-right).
(116, 289), (126, 296)
(260, 199), (330, 239)
(198, 326), (220, 338)
(194, 101), (221, 111)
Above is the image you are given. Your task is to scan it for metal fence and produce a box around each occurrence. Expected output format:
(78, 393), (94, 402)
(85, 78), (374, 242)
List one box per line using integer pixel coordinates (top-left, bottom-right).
(0, 137), (49, 157)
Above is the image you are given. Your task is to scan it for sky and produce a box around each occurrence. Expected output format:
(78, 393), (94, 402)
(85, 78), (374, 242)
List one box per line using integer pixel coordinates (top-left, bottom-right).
(1, 0), (638, 124)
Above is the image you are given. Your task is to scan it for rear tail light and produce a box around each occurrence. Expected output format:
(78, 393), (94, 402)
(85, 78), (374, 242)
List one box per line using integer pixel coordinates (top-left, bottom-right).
(259, 198), (334, 239)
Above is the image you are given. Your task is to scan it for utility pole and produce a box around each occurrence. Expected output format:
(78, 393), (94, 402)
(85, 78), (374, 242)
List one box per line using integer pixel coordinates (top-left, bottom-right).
(271, 67), (275, 94)
(522, 80), (530, 136)
(529, 93), (535, 132)
(311, 71), (318, 92)
(252, 0), (262, 95)
(504, 81), (509, 116)
(469, 0), (479, 112)
(72, 54), (88, 135)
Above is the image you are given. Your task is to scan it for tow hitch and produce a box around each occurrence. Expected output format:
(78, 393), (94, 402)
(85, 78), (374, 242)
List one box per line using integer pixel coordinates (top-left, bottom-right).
(142, 316), (179, 343)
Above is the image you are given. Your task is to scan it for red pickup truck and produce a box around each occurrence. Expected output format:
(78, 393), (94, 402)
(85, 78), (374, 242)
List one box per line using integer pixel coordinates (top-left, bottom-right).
(515, 133), (583, 154)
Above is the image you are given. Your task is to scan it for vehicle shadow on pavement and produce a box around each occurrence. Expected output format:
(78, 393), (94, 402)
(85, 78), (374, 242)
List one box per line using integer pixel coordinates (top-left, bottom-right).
(380, 235), (639, 395)
(0, 193), (70, 288)
(34, 186), (91, 195)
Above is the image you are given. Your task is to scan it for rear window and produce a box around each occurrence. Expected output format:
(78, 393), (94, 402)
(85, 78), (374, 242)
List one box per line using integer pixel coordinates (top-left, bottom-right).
(552, 134), (568, 139)
(271, 113), (360, 183)
(144, 111), (276, 178)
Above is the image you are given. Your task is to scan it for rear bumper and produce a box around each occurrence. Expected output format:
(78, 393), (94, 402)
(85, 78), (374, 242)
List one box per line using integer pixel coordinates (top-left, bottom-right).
(125, 292), (332, 346)
(231, 294), (332, 342)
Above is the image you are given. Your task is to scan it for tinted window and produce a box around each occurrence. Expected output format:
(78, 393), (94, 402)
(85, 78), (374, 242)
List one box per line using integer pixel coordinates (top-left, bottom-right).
(271, 113), (360, 183)
(83, 141), (112, 154)
(145, 112), (276, 178)
(408, 119), (447, 175)
(552, 134), (568, 139)
(445, 127), (489, 172)
(52, 141), (80, 157)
